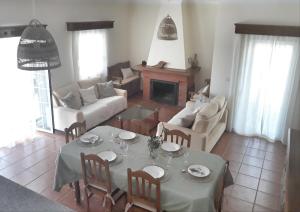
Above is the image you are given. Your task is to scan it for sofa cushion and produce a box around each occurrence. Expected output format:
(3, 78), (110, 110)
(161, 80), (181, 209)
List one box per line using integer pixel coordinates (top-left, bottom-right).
(197, 102), (218, 119)
(98, 96), (127, 116)
(81, 96), (127, 129)
(211, 96), (225, 111)
(181, 113), (196, 128)
(59, 92), (81, 110)
(81, 101), (111, 130)
(79, 86), (97, 106)
(192, 102), (219, 133)
(168, 107), (197, 127)
(77, 77), (102, 98)
(120, 75), (139, 85)
(53, 83), (82, 108)
(121, 68), (134, 79)
(97, 81), (117, 98)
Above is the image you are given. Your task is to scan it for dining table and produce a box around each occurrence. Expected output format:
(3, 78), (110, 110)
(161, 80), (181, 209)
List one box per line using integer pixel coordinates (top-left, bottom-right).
(54, 125), (232, 212)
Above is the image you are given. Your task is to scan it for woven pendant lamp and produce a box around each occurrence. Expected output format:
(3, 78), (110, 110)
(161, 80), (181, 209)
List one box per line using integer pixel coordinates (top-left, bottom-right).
(17, 19), (61, 71)
(157, 14), (178, 40)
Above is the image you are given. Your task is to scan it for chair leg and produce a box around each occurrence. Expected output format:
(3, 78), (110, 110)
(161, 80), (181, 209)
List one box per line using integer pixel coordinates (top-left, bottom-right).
(84, 188), (90, 212)
(105, 198), (112, 212)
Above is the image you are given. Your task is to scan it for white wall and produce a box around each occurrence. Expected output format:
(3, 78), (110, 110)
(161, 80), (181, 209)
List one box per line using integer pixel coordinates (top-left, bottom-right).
(210, 1), (300, 97)
(0, 0), (131, 89)
(128, 1), (218, 89)
(128, 2), (160, 67)
(147, 0), (188, 69)
(183, 2), (218, 90)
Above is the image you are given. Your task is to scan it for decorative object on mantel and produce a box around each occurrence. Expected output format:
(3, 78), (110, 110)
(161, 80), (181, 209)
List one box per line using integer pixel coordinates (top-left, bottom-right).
(17, 19), (61, 71)
(188, 54), (199, 69)
(157, 14), (178, 40)
(142, 60), (147, 67)
(152, 61), (167, 69)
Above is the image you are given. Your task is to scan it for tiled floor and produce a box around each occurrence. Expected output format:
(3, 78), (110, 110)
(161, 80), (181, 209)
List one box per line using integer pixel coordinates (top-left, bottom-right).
(0, 94), (286, 212)
(212, 134), (286, 212)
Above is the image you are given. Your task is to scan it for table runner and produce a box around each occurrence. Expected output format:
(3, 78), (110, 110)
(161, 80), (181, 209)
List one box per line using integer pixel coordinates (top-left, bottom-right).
(54, 126), (231, 212)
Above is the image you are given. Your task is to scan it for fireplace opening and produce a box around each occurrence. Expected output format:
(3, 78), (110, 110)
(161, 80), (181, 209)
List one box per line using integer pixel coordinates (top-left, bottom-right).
(150, 79), (179, 105)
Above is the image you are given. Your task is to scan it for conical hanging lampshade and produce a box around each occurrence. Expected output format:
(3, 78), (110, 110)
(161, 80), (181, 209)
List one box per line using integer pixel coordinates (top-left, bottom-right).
(17, 19), (61, 71)
(157, 14), (178, 40)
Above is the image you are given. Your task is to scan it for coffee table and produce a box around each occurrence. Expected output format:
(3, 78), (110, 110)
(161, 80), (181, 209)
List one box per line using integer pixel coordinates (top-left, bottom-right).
(116, 105), (159, 135)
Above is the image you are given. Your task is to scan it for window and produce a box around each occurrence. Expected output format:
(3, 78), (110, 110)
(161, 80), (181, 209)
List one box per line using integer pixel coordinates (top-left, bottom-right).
(72, 29), (107, 80)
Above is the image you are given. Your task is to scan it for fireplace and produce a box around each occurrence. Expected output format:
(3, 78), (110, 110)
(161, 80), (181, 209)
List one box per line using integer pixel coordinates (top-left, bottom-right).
(150, 79), (179, 105)
(133, 65), (196, 107)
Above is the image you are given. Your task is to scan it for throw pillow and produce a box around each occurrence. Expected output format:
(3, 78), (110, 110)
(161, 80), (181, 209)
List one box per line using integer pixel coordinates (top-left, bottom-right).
(191, 102), (219, 133)
(97, 81), (117, 98)
(197, 84), (210, 97)
(192, 93), (209, 103)
(59, 92), (81, 110)
(77, 77), (102, 98)
(79, 86), (97, 106)
(121, 68), (134, 79)
(211, 96), (226, 111)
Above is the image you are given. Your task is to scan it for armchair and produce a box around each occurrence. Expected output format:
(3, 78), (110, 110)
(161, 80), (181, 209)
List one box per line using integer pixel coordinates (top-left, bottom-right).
(107, 61), (141, 97)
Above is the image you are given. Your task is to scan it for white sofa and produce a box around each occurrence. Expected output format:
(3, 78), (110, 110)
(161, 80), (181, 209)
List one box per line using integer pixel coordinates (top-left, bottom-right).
(156, 96), (228, 152)
(52, 77), (127, 131)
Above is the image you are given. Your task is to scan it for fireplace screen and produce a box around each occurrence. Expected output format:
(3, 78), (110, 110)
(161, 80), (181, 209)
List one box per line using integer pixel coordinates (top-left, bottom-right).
(150, 79), (179, 105)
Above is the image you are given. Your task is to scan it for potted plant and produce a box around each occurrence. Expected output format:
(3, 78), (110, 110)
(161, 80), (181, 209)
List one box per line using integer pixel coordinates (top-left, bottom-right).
(147, 136), (162, 159)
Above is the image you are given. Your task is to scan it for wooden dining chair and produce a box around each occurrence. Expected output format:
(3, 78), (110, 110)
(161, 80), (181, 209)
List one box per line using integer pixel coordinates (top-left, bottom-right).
(163, 128), (191, 148)
(80, 153), (122, 212)
(126, 168), (161, 212)
(64, 121), (86, 144)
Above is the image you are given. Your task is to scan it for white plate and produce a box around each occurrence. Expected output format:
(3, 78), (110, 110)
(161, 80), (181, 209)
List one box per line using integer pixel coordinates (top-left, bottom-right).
(143, 165), (165, 179)
(119, 131), (136, 140)
(97, 151), (117, 162)
(161, 142), (180, 152)
(188, 164), (210, 178)
(80, 133), (99, 143)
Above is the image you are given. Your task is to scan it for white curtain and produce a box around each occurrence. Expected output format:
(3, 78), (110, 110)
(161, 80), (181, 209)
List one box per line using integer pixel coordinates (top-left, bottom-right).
(0, 37), (36, 148)
(228, 34), (300, 144)
(72, 29), (108, 80)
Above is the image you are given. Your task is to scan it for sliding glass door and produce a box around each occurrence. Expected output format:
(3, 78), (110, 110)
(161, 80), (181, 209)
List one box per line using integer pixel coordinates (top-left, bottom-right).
(32, 70), (54, 133)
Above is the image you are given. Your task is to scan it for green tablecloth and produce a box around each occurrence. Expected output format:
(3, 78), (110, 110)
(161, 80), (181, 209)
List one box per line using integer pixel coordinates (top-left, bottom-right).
(54, 126), (229, 212)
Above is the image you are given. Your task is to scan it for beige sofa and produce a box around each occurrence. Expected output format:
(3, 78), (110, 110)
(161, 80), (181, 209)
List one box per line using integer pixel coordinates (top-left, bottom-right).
(52, 77), (127, 131)
(156, 96), (228, 152)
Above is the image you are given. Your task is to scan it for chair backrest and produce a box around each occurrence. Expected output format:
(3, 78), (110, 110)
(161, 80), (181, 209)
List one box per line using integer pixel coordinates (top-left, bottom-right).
(127, 169), (161, 212)
(80, 153), (112, 194)
(64, 121), (86, 143)
(163, 128), (191, 148)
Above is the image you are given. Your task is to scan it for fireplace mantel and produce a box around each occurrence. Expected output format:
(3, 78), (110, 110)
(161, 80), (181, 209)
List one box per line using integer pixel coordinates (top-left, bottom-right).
(133, 65), (198, 106)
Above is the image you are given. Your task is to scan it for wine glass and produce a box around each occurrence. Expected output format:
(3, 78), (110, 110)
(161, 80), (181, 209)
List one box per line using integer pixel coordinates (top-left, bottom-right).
(166, 155), (173, 170)
(109, 132), (116, 150)
(120, 140), (129, 157)
(183, 151), (190, 168)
